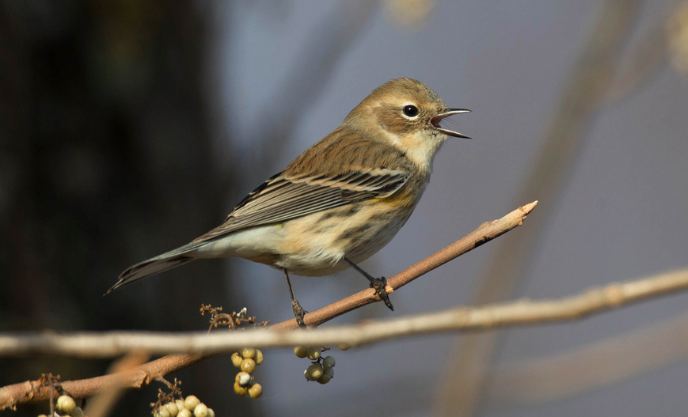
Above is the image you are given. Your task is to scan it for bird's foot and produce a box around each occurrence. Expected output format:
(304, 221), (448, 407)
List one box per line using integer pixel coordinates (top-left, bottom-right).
(291, 299), (308, 328)
(370, 276), (394, 311)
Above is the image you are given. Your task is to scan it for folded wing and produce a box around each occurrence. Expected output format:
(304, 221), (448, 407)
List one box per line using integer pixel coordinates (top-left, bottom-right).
(193, 169), (409, 243)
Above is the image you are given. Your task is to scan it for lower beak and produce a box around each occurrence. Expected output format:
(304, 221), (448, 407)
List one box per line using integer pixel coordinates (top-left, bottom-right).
(430, 108), (471, 139)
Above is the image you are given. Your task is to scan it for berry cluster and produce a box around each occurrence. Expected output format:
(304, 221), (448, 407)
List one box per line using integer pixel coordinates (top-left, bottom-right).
(231, 347), (264, 398)
(153, 395), (215, 417)
(37, 394), (83, 417)
(293, 346), (336, 384)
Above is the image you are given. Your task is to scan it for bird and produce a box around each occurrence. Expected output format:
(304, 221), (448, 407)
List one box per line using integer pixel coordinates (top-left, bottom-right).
(106, 77), (470, 326)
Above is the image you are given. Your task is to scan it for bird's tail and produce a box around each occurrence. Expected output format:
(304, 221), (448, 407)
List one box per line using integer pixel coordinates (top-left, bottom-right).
(105, 241), (206, 295)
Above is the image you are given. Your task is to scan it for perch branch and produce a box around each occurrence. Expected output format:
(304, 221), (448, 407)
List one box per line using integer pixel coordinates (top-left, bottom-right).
(0, 201), (536, 410)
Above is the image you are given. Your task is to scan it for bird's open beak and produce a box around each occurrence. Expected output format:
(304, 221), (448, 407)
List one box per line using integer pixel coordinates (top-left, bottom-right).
(431, 108), (471, 139)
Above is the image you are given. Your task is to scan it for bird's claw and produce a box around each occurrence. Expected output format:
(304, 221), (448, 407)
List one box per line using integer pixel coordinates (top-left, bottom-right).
(291, 299), (308, 328)
(370, 276), (394, 311)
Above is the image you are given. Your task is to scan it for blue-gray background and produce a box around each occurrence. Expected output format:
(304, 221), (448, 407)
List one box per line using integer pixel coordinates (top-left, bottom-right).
(2, 1), (687, 416)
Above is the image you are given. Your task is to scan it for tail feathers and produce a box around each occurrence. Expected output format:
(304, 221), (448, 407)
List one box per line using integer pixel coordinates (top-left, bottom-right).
(105, 242), (205, 295)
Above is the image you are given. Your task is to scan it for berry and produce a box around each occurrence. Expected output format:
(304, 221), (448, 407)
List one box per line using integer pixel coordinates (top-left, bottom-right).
(241, 347), (256, 359)
(323, 356), (336, 369)
(307, 348), (320, 361)
(318, 367), (334, 384)
(305, 363), (324, 381)
(230, 352), (243, 368)
(233, 382), (248, 396)
(164, 402), (179, 416)
(184, 395), (200, 411)
(240, 358), (256, 373)
(248, 383), (263, 399)
(175, 400), (186, 412)
(193, 403), (209, 417)
(293, 346), (307, 358)
(56, 395), (77, 414)
(235, 371), (252, 387)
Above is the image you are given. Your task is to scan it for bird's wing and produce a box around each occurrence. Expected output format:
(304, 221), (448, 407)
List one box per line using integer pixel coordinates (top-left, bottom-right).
(192, 168), (410, 243)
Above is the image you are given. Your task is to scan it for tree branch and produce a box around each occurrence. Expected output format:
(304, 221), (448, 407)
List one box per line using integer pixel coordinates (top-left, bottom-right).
(1, 269), (688, 357)
(0, 201), (537, 410)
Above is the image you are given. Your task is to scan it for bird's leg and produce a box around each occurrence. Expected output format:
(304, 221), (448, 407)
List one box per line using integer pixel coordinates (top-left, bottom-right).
(344, 258), (394, 311)
(283, 269), (307, 327)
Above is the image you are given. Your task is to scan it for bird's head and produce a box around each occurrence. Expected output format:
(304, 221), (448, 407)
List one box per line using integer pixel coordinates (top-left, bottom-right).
(344, 78), (470, 170)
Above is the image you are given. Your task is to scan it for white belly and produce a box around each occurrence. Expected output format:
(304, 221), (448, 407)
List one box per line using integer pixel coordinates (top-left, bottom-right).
(194, 203), (414, 276)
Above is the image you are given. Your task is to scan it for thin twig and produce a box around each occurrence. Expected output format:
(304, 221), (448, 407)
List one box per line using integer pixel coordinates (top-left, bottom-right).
(489, 307), (688, 406)
(0, 201), (537, 410)
(0, 269), (687, 357)
(83, 352), (150, 417)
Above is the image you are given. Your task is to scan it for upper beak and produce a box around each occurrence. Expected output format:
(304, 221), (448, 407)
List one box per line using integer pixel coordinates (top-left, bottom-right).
(430, 108), (471, 139)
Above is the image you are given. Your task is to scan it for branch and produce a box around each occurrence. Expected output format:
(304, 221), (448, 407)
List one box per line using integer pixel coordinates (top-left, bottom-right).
(490, 307), (688, 405)
(0, 201), (537, 410)
(1, 269), (688, 357)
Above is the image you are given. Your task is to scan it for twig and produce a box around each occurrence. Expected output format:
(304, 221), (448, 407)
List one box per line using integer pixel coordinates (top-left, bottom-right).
(605, 8), (669, 103)
(83, 352), (150, 417)
(0, 269), (687, 357)
(0, 201), (537, 410)
(489, 307), (688, 405)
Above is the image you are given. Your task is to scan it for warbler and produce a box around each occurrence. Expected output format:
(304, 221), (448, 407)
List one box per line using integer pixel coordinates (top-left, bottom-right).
(107, 77), (470, 325)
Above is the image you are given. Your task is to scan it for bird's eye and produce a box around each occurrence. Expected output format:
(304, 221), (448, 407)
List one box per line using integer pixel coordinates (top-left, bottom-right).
(402, 104), (419, 118)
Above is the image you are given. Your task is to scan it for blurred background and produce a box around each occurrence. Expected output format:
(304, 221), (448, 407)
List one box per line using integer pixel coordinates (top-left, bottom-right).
(2, 0), (688, 416)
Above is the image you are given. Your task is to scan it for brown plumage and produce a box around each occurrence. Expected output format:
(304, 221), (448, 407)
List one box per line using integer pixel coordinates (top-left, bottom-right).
(107, 78), (470, 318)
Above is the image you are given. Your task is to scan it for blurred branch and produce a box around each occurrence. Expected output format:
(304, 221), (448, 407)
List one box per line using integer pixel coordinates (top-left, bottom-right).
(0, 201), (536, 410)
(1, 268), (688, 357)
(606, 4), (674, 103)
(242, 0), (378, 174)
(490, 307), (688, 405)
(436, 1), (642, 416)
(83, 352), (149, 417)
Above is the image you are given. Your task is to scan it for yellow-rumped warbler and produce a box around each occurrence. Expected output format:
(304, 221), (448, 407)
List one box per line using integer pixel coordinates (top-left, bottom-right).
(107, 78), (469, 325)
